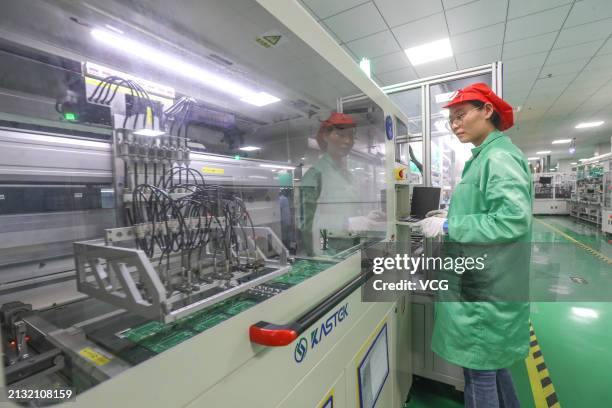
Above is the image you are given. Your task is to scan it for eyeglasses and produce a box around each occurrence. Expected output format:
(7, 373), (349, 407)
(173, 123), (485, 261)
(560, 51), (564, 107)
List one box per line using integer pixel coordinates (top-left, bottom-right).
(447, 106), (482, 128)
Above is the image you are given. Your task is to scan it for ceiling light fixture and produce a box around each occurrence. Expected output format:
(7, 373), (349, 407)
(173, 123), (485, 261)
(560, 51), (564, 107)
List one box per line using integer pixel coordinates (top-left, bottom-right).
(552, 139), (572, 144)
(570, 162), (578, 165)
(575, 121), (604, 129)
(568, 138), (576, 154)
(527, 157), (540, 161)
(259, 164), (295, 170)
(536, 150), (551, 155)
(239, 146), (261, 151)
(405, 38), (453, 66)
(91, 29), (281, 107)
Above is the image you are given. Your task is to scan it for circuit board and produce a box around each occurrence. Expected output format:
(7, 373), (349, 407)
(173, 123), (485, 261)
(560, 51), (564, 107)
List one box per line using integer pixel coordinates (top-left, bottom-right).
(120, 259), (333, 355)
(121, 321), (166, 343)
(139, 329), (195, 353)
(271, 259), (331, 286)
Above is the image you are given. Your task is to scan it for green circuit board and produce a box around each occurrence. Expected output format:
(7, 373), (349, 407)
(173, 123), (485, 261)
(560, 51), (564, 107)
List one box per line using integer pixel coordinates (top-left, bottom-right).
(271, 259), (331, 286)
(139, 329), (195, 353)
(120, 259), (333, 355)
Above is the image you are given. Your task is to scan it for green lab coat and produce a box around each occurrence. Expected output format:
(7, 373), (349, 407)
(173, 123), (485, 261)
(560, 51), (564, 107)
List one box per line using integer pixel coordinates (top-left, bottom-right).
(431, 130), (532, 370)
(299, 153), (361, 256)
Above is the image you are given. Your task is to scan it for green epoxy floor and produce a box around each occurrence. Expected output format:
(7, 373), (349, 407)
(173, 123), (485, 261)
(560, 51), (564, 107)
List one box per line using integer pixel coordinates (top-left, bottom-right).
(407, 216), (612, 408)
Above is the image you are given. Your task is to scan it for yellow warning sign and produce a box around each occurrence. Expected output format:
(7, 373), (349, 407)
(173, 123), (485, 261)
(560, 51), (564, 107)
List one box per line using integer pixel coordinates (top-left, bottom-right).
(263, 35), (281, 45)
(202, 166), (225, 175)
(255, 30), (286, 48)
(79, 347), (111, 366)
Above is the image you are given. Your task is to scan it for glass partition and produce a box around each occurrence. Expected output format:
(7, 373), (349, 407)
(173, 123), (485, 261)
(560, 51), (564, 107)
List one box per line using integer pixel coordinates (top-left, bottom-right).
(0, 0), (388, 401)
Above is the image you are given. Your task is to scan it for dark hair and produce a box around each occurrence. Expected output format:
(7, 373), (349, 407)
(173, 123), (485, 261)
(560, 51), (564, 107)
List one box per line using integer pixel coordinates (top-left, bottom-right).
(469, 100), (501, 129)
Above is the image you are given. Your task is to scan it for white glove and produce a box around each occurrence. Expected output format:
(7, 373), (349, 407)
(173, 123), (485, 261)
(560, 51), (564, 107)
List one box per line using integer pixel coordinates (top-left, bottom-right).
(425, 209), (448, 218)
(415, 217), (446, 238)
(367, 210), (386, 222)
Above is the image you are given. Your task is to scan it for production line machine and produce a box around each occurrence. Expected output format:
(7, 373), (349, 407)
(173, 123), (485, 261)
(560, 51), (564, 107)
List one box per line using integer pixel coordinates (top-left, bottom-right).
(0, 0), (416, 406)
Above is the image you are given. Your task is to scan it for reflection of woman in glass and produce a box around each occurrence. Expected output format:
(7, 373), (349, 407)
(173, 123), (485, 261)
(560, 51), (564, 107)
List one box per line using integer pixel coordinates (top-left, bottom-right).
(299, 112), (360, 256)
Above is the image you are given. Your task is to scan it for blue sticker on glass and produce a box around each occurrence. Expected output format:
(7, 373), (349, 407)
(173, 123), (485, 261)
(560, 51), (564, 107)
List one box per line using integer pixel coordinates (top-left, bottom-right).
(385, 116), (393, 140)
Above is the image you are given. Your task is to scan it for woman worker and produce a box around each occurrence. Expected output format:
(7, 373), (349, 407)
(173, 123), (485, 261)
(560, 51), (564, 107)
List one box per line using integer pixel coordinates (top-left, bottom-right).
(416, 83), (532, 408)
(299, 112), (362, 257)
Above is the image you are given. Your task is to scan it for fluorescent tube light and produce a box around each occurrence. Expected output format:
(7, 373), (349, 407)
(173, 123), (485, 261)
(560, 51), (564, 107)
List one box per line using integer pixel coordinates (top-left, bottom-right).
(575, 121), (603, 129)
(239, 146), (261, 151)
(536, 150), (551, 154)
(552, 139), (572, 144)
(134, 129), (165, 137)
(527, 157), (540, 161)
(570, 162), (578, 165)
(405, 38), (453, 66)
(240, 92), (280, 107)
(91, 29), (281, 107)
(259, 164), (295, 170)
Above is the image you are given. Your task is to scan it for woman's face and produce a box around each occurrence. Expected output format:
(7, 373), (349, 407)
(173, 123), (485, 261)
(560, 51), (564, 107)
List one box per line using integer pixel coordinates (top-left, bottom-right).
(325, 126), (355, 158)
(448, 102), (494, 144)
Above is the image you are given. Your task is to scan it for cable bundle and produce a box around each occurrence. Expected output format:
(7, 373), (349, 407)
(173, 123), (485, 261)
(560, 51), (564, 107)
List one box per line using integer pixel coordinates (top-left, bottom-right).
(127, 167), (257, 278)
(88, 75), (160, 129)
(164, 97), (196, 138)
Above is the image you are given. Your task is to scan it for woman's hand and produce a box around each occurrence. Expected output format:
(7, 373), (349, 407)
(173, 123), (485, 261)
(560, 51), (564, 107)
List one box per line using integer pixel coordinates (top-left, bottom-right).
(415, 217), (447, 237)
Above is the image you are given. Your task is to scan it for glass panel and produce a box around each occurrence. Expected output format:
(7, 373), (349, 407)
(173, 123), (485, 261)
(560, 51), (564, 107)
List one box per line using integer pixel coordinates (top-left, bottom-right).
(429, 74), (492, 207)
(389, 88), (423, 182)
(0, 0), (388, 401)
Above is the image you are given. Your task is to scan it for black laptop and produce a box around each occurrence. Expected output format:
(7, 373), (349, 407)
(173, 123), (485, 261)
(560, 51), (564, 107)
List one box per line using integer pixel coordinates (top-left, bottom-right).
(402, 186), (441, 222)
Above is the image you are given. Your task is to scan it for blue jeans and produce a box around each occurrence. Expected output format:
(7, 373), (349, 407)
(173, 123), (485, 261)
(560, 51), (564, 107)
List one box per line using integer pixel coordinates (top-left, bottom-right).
(463, 368), (520, 408)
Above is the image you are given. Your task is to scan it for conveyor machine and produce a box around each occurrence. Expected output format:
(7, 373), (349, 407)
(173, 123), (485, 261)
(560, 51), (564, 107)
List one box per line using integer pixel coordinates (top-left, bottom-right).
(0, 0), (414, 406)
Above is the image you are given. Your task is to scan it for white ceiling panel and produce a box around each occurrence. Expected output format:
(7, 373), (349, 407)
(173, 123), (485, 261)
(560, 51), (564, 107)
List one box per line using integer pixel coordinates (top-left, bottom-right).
(564, 1), (612, 27)
(455, 45), (501, 69)
(446, 0), (507, 35)
(376, 66), (418, 86)
(414, 58), (458, 78)
(323, 3), (387, 43)
(582, 53), (612, 74)
(598, 38), (612, 55)
(507, 0), (572, 20)
(391, 13), (449, 49)
(374, 0), (443, 28)
(442, 0), (477, 9)
(346, 30), (401, 59)
(568, 71), (610, 89)
(451, 23), (505, 54)
(531, 73), (575, 92)
(505, 6), (570, 42)
(301, 0), (370, 20)
(504, 67), (541, 85)
(546, 40), (603, 65)
(503, 52), (548, 73)
(371, 51), (412, 74)
(502, 32), (557, 60)
(554, 19), (612, 48)
(542, 58), (589, 76)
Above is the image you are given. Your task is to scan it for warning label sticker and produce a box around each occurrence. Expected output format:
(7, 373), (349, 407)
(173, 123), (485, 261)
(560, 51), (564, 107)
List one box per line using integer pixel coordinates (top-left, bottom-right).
(255, 30), (287, 48)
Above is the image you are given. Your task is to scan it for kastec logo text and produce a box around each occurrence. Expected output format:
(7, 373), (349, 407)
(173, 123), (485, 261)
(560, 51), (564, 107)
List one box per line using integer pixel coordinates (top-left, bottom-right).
(294, 303), (349, 363)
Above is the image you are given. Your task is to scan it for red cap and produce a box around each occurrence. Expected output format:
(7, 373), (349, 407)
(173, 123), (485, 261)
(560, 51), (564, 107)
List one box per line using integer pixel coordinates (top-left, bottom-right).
(317, 112), (356, 150)
(320, 112), (356, 129)
(443, 83), (514, 131)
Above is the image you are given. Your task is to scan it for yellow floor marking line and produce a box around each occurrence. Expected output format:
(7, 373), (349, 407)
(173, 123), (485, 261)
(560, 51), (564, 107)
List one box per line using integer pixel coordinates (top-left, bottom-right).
(525, 322), (560, 408)
(535, 218), (612, 264)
